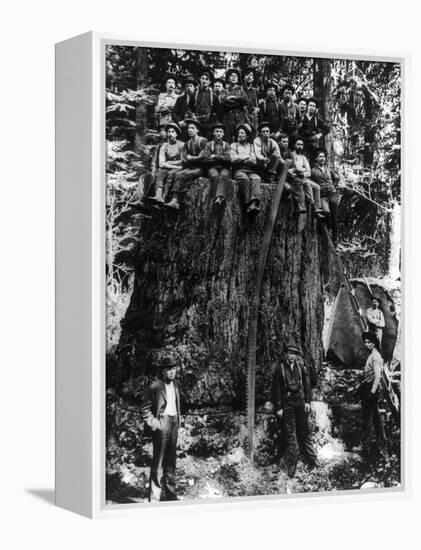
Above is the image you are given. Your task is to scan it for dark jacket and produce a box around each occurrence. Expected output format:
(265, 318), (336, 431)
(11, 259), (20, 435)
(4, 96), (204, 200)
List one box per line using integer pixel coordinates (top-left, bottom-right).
(298, 114), (330, 147)
(140, 379), (181, 432)
(259, 97), (282, 134)
(311, 165), (339, 196)
(182, 136), (208, 167)
(272, 358), (311, 409)
(172, 93), (195, 124)
(279, 100), (300, 136)
(200, 140), (231, 166)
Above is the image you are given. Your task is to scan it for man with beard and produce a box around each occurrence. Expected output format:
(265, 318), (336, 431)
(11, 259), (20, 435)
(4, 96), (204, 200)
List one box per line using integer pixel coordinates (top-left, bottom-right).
(150, 123), (184, 206)
(278, 134), (306, 214)
(279, 84), (300, 146)
(200, 123), (231, 207)
(230, 123), (261, 214)
(297, 97), (308, 120)
(243, 68), (260, 137)
(352, 332), (386, 454)
(253, 121), (281, 183)
(311, 148), (340, 243)
(172, 75), (196, 139)
(221, 68), (249, 143)
(165, 119), (207, 211)
(193, 70), (215, 139)
(298, 97), (330, 156)
(291, 138), (324, 218)
(272, 342), (318, 478)
(141, 355), (181, 502)
(155, 75), (178, 127)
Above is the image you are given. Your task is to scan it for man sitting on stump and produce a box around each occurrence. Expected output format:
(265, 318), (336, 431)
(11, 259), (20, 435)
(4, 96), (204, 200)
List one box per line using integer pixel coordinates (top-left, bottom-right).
(166, 119), (207, 211)
(253, 121), (281, 183)
(200, 123), (231, 208)
(311, 148), (340, 243)
(278, 134), (306, 214)
(140, 355), (181, 502)
(230, 123), (261, 215)
(150, 123), (184, 206)
(291, 138), (324, 218)
(272, 342), (318, 478)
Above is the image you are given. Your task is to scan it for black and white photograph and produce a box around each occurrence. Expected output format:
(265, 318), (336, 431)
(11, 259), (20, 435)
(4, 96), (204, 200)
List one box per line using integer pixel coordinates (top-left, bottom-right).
(105, 44), (402, 505)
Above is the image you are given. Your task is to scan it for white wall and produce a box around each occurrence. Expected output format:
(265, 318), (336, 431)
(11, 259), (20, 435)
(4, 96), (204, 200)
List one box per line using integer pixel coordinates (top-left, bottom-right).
(1, 0), (419, 548)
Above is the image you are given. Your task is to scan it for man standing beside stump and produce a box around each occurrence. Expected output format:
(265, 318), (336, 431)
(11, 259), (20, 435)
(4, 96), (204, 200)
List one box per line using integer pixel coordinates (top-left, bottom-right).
(272, 343), (318, 478)
(141, 356), (181, 502)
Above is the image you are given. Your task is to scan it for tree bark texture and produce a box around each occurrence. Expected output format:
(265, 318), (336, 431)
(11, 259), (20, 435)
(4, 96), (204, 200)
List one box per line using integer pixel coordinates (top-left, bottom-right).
(135, 48), (149, 151)
(117, 179), (325, 407)
(313, 58), (334, 159)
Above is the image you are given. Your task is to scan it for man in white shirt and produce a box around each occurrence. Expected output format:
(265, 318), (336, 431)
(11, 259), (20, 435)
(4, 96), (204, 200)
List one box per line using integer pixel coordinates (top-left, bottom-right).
(366, 296), (386, 347)
(353, 332), (386, 453)
(155, 75), (178, 127)
(140, 355), (181, 502)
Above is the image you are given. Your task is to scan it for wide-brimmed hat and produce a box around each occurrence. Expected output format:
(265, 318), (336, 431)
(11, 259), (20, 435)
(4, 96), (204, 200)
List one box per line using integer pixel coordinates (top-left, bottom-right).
(165, 122), (182, 136)
(280, 83), (295, 96)
(213, 77), (225, 86)
(243, 67), (257, 79)
(235, 122), (252, 136)
(265, 81), (279, 92)
(258, 121), (271, 132)
(211, 123), (225, 132)
(184, 118), (201, 131)
(182, 74), (196, 87)
(198, 69), (213, 82)
(313, 147), (328, 157)
(154, 355), (177, 369)
(225, 68), (242, 82)
(162, 74), (177, 89)
(362, 332), (379, 346)
(284, 342), (302, 355)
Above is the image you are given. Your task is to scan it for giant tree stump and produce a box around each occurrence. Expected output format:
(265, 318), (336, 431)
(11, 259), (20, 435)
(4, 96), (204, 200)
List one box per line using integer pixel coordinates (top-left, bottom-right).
(117, 178), (325, 407)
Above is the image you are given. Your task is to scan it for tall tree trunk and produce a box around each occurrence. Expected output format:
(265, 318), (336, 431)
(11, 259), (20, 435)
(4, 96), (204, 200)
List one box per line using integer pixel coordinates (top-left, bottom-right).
(135, 48), (149, 152)
(116, 180), (325, 407)
(313, 58), (334, 161)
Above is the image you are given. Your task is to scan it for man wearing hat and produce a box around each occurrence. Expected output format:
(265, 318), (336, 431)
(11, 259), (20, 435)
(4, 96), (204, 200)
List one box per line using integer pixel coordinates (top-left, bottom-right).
(298, 97), (330, 155)
(366, 296), (386, 347)
(230, 123), (261, 214)
(291, 137), (324, 218)
(141, 355), (181, 502)
(192, 70), (215, 139)
(243, 68), (260, 137)
(172, 75), (197, 138)
(353, 332), (386, 453)
(311, 148), (340, 243)
(165, 119), (207, 210)
(155, 75), (179, 127)
(213, 78), (227, 123)
(200, 123), (231, 207)
(279, 84), (300, 146)
(221, 68), (249, 143)
(259, 82), (282, 136)
(253, 122), (281, 184)
(272, 342), (318, 477)
(150, 122), (184, 205)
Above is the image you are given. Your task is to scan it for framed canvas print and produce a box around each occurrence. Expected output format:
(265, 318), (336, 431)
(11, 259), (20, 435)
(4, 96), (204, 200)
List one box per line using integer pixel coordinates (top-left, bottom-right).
(55, 32), (407, 518)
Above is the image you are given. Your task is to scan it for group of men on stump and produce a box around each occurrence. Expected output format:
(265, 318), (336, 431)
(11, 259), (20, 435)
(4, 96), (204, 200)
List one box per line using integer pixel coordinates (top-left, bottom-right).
(141, 324), (388, 502)
(140, 68), (340, 241)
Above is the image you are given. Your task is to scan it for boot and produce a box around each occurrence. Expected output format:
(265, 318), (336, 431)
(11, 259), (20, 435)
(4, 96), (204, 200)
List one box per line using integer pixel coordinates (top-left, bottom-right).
(165, 196), (180, 210)
(150, 187), (164, 205)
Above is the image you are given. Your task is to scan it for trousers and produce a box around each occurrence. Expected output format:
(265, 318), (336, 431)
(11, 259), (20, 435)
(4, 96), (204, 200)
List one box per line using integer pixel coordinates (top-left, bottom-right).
(171, 167), (203, 194)
(302, 178), (322, 210)
(321, 190), (339, 241)
(149, 415), (178, 502)
(233, 169), (261, 206)
(283, 395), (317, 468)
(360, 385), (386, 447)
(207, 166), (231, 199)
